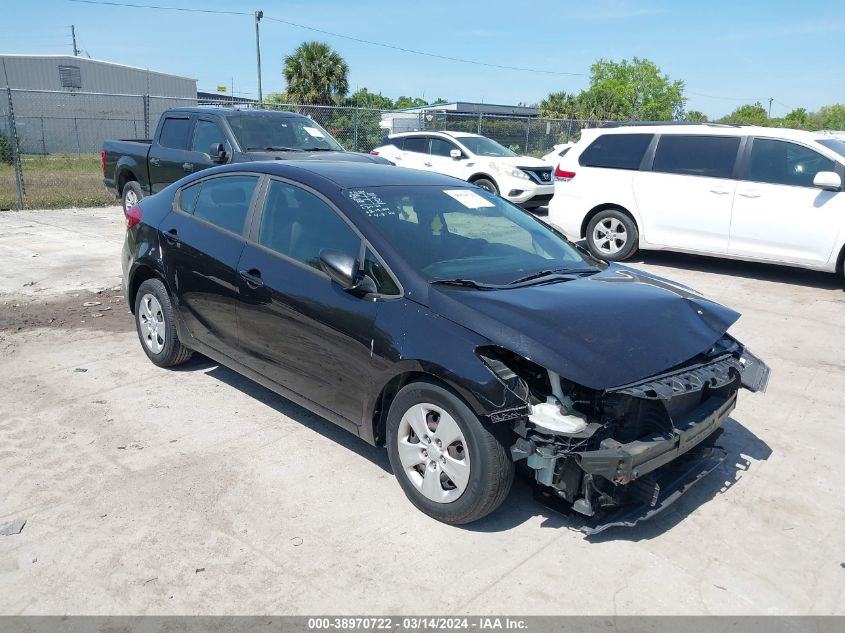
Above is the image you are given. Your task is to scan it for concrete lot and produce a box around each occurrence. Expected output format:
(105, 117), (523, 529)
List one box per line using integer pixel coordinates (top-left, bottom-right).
(0, 206), (843, 615)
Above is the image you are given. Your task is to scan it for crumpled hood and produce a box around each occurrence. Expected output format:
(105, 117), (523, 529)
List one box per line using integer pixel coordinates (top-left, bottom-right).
(239, 150), (388, 164)
(428, 264), (740, 391)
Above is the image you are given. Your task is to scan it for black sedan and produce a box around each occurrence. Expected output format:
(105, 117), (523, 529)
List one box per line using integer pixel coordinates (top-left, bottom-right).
(122, 161), (769, 527)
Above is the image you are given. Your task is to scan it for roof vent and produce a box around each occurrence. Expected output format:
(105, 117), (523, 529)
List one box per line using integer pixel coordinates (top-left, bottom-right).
(59, 65), (82, 89)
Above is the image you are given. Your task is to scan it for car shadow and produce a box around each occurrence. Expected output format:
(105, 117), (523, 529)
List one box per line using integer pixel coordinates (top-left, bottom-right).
(462, 417), (772, 540)
(623, 249), (842, 291)
(172, 354), (392, 473)
(173, 356), (771, 540)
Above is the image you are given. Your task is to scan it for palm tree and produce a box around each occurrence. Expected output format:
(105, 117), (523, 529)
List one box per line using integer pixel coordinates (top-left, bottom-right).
(283, 42), (349, 105)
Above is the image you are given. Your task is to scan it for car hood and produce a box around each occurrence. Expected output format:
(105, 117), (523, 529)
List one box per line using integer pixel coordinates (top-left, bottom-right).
(427, 264), (740, 391)
(478, 155), (551, 169)
(238, 150), (387, 164)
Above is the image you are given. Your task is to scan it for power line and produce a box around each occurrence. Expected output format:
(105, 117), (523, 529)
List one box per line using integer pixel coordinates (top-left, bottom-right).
(67, 0), (587, 77)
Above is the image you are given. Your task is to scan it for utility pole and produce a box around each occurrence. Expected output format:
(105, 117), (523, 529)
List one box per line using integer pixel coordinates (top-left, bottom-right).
(254, 10), (263, 104)
(70, 25), (79, 56)
(768, 97), (773, 119)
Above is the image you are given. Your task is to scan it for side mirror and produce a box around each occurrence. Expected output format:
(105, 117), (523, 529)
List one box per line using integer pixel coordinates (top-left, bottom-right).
(813, 171), (842, 191)
(449, 148), (463, 160)
(319, 249), (377, 295)
(210, 142), (228, 164)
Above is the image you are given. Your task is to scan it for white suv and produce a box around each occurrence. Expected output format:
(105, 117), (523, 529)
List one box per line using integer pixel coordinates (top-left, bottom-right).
(372, 131), (554, 209)
(547, 125), (845, 274)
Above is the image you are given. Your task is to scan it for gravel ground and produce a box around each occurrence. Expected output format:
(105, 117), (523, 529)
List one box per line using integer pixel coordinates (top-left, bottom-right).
(0, 206), (843, 615)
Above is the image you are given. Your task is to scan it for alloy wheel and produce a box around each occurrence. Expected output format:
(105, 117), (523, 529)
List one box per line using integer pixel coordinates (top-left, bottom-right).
(592, 217), (627, 255)
(138, 293), (166, 354)
(396, 403), (470, 503)
(124, 188), (138, 209)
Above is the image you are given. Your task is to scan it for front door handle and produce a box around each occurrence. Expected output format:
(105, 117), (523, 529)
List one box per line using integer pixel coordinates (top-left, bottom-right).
(239, 269), (264, 288)
(182, 162), (194, 172)
(424, 161), (433, 167)
(164, 228), (181, 244)
(149, 157), (160, 167)
(738, 190), (761, 198)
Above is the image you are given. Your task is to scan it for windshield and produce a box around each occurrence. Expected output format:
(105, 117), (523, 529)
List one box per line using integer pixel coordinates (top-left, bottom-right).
(344, 185), (593, 286)
(457, 136), (517, 157)
(227, 113), (345, 151)
(817, 138), (845, 160)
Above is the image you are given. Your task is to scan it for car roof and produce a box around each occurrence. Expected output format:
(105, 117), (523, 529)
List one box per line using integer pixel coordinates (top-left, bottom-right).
(204, 160), (473, 189)
(581, 123), (827, 143)
(166, 107), (304, 119)
(388, 130), (481, 140)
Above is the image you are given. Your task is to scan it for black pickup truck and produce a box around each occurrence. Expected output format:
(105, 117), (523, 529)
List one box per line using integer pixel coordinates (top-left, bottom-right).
(102, 107), (390, 211)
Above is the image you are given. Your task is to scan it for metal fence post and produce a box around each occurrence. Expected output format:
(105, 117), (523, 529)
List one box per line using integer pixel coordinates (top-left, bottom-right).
(353, 107), (359, 152)
(524, 117), (530, 153)
(143, 95), (150, 139)
(40, 116), (46, 154)
(566, 119), (573, 142)
(477, 112), (482, 135)
(6, 86), (26, 210)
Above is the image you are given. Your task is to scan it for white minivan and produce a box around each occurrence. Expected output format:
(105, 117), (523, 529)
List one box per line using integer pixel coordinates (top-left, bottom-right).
(547, 124), (845, 274)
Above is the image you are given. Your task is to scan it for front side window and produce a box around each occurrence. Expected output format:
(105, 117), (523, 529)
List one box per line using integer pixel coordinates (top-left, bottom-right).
(192, 120), (226, 155)
(748, 138), (836, 188)
(192, 175), (259, 235)
(652, 135), (740, 179)
(158, 117), (192, 150)
(430, 138), (458, 157)
(579, 134), (653, 170)
(344, 186), (592, 285)
(364, 248), (400, 295)
(227, 113), (344, 151)
(258, 180), (361, 271)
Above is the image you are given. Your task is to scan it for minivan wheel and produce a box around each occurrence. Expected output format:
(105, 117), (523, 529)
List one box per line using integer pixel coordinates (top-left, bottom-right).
(386, 380), (514, 524)
(134, 278), (192, 367)
(586, 208), (639, 261)
(122, 181), (144, 213)
(472, 177), (499, 195)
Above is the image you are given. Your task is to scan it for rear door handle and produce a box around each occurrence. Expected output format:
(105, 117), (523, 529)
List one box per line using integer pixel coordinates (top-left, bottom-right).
(239, 269), (264, 288)
(182, 162), (194, 172)
(709, 187), (731, 195)
(149, 157), (160, 166)
(738, 190), (761, 198)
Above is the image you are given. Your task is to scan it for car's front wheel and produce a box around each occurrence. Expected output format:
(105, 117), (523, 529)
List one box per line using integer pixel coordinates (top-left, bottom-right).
(134, 278), (192, 367)
(585, 208), (639, 261)
(386, 380), (514, 524)
(472, 177), (499, 195)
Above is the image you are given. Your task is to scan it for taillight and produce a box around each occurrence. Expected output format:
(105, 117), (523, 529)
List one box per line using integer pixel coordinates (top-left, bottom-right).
(554, 166), (575, 181)
(100, 150), (106, 173)
(125, 204), (142, 229)
(370, 150), (379, 156)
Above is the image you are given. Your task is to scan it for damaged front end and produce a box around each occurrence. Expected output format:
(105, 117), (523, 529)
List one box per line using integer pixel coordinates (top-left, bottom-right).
(479, 337), (769, 533)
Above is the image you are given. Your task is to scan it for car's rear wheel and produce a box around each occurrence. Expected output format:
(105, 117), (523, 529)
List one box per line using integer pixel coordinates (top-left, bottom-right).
(134, 278), (192, 367)
(122, 181), (144, 213)
(386, 380), (514, 524)
(586, 208), (639, 261)
(472, 177), (499, 195)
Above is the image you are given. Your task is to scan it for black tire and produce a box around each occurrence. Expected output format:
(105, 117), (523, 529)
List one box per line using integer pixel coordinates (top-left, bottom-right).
(386, 380), (514, 524)
(133, 278), (192, 367)
(585, 207), (639, 261)
(472, 177), (499, 195)
(122, 180), (144, 213)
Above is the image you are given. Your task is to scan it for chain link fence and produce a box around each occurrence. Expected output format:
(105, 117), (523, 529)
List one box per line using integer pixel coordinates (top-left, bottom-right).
(1, 86), (606, 209)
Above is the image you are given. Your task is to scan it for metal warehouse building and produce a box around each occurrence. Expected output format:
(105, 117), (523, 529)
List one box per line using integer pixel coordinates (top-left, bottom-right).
(1, 54), (197, 153)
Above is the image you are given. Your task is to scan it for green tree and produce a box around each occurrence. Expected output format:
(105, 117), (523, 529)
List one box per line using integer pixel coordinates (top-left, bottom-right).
(578, 57), (686, 121)
(538, 91), (579, 119)
(394, 96), (427, 109)
(814, 104), (845, 130)
(783, 107), (812, 130)
(719, 102), (769, 125)
(283, 41), (349, 105)
(345, 88), (393, 109)
(684, 110), (708, 123)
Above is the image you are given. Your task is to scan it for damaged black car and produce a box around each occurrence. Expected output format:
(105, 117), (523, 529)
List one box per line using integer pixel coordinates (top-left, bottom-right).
(122, 161), (769, 528)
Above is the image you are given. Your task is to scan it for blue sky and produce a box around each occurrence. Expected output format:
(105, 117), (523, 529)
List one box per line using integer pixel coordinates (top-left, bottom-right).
(3, 0), (844, 117)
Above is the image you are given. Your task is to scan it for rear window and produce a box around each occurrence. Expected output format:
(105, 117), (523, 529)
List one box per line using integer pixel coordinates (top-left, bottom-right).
(193, 175), (259, 235)
(404, 137), (428, 153)
(579, 134), (653, 170)
(158, 117), (192, 150)
(652, 135), (740, 179)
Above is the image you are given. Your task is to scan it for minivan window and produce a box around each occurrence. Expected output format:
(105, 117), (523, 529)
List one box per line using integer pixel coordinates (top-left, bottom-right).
(579, 134), (653, 170)
(193, 175), (259, 235)
(404, 137), (428, 153)
(158, 117), (192, 150)
(192, 120), (226, 155)
(652, 135), (740, 179)
(748, 139), (836, 188)
(258, 180), (360, 271)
